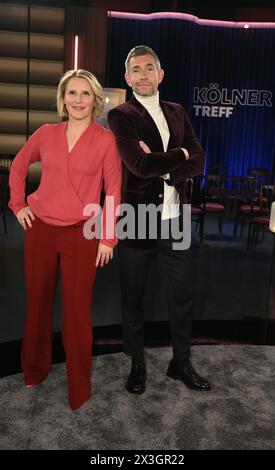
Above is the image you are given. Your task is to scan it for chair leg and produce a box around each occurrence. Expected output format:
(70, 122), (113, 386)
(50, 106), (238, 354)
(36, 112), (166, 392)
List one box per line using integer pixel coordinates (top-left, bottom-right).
(199, 214), (205, 243)
(246, 221), (253, 250)
(254, 226), (260, 251)
(233, 221), (237, 237)
(3, 212), (7, 235)
(218, 212), (223, 234)
(233, 216), (239, 237)
(239, 213), (245, 239)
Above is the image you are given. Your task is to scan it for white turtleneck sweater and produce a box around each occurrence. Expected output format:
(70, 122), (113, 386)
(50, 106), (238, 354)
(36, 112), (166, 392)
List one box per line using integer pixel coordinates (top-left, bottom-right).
(134, 91), (184, 220)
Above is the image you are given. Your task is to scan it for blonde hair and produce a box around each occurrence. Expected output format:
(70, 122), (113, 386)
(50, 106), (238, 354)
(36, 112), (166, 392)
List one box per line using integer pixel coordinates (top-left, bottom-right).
(56, 69), (104, 119)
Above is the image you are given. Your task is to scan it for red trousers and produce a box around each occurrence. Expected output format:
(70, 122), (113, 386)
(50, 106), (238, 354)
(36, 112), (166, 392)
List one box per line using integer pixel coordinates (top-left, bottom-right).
(22, 217), (98, 410)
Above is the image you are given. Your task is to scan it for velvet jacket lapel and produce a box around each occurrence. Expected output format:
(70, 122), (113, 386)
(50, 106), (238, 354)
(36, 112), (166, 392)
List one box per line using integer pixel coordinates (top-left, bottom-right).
(127, 95), (184, 152)
(128, 96), (164, 151)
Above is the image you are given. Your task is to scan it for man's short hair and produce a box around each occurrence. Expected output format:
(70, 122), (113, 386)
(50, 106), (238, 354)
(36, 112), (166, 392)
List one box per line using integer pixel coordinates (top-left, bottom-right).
(125, 45), (161, 72)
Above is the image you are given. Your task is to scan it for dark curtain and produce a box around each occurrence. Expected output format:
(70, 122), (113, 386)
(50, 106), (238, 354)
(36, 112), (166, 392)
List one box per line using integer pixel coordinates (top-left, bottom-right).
(65, 6), (107, 83)
(106, 16), (275, 178)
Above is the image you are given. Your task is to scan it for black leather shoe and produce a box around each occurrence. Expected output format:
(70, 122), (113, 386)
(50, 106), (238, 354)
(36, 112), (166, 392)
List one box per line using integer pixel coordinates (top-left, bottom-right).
(125, 358), (146, 394)
(167, 358), (211, 391)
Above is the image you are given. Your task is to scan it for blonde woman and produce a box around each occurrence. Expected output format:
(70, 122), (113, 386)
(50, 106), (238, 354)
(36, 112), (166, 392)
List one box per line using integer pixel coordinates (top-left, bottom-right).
(9, 70), (122, 410)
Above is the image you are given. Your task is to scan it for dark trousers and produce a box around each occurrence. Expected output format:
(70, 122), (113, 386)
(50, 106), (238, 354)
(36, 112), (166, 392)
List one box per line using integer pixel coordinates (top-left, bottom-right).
(118, 234), (198, 364)
(22, 217), (98, 410)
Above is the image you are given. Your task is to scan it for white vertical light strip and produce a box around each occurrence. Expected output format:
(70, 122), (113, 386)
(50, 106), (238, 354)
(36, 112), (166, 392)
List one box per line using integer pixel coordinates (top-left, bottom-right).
(74, 35), (79, 70)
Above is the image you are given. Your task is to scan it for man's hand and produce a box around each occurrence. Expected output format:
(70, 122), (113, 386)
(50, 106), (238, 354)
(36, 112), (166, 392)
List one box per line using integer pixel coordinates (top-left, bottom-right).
(16, 206), (35, 230)
(139, 140), (151, 154)
(95, 242), (113, 268)
(181, 148), (189, 160)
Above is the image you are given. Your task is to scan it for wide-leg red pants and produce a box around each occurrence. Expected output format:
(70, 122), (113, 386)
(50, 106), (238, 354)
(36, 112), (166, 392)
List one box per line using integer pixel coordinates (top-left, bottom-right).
(22, 217), (98, 410)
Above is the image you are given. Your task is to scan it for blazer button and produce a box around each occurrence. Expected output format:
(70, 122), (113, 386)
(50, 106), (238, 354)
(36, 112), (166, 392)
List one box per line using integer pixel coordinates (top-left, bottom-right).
(158, 193), (163, 199)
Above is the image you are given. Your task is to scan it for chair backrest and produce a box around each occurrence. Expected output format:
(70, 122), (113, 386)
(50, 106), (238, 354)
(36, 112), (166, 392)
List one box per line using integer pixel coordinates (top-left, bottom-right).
(206, 164), (228, 176)
(261, 184), (275, 212)
(203, 174), (230, 198)
(191, 176), (205, 206)
(0, 155), (13, 171)
(235, 176), (262, 207)
(247, 167), (272, 186)
(185, 178), (193, 203)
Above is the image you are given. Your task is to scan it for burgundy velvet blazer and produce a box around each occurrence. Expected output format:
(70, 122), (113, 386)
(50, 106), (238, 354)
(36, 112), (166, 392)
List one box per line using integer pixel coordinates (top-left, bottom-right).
(108, 95), (204, 246)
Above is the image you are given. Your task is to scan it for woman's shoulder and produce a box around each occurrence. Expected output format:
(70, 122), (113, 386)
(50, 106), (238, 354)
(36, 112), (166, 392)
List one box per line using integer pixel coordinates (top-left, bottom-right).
(39, 121), (63, 133)
(94, 122), (115, 143)
(30, 121), (63, 139)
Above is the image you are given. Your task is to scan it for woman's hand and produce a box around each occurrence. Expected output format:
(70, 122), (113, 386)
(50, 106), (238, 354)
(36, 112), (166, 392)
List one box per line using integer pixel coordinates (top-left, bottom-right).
(16, 206), (35, 230)
(95, 242), (113, 268)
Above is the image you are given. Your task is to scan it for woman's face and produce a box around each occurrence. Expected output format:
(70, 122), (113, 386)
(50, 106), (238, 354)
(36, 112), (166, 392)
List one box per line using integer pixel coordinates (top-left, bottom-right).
(64, 76), (95, 122)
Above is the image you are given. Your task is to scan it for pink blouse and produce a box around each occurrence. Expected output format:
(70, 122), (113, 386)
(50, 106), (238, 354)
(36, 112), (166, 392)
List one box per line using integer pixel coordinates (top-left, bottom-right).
(9, 121), (122, 247)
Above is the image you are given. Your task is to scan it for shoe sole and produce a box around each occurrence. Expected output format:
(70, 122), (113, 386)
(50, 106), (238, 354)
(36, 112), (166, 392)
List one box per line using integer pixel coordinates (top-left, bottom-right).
(125, 383), (146, 394)
(167, 370), (211, 391)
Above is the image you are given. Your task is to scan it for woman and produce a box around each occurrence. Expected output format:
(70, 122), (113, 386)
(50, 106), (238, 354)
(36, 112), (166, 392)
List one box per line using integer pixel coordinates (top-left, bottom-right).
(9, 69), (122, 410)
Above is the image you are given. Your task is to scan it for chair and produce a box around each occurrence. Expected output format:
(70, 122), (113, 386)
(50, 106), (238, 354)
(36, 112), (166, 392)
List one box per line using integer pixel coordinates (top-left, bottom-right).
(0, 168), (10, 235)
(186, 177), (204, 243)
(247, 186), (275, 251)
(200, 174), (226, 237)
(247, 168), (273, 210)
(247, 215), (270, 251)
(233, 177), (262, 239)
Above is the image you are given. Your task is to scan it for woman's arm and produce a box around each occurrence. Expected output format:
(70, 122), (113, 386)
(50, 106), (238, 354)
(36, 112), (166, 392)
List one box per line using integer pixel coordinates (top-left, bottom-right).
(9, 127), (42, 215)
(95, 132), (122, 267)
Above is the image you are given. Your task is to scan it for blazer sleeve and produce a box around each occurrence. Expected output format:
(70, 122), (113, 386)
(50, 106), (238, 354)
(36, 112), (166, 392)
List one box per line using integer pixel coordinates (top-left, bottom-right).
(166, 109), (205, 186)
(108, 107), (186, 179)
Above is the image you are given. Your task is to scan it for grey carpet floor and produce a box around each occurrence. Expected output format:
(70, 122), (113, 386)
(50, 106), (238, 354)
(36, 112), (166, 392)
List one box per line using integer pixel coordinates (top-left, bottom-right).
(0, 345), (275, 450)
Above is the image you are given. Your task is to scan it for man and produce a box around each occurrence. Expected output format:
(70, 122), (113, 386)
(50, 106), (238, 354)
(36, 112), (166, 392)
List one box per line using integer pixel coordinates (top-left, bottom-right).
(108, 45), (210, 394)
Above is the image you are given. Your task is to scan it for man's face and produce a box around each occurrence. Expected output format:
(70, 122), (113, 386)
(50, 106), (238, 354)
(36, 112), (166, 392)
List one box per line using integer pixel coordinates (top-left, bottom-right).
(125, 53), (164, 97)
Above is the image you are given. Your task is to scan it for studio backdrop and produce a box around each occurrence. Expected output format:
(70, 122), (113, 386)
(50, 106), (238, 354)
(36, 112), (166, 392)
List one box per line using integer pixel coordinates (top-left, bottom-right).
(106, 12), (275, 178)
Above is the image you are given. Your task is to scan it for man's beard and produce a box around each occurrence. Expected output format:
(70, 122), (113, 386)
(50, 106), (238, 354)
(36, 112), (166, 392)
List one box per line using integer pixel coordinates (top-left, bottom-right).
(134, 85), (156, 97)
